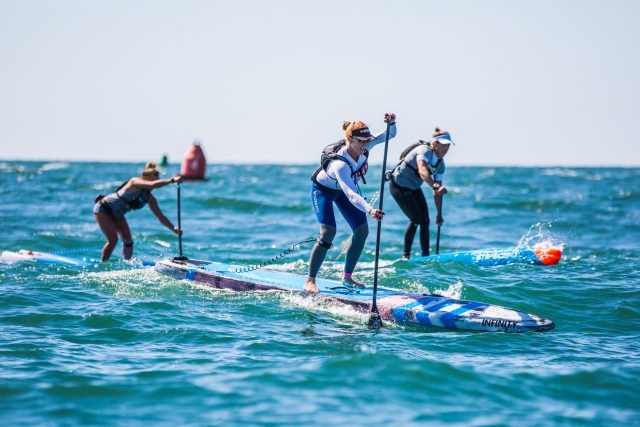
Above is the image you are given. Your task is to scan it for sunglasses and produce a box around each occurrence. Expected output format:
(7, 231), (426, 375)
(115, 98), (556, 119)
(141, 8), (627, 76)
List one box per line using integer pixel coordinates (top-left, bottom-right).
(353, 137), (371, 144)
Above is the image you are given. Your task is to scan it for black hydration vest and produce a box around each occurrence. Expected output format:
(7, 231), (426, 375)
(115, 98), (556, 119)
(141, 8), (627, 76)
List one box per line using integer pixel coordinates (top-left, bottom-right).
(310, 139), (369, 184)
(94, 180), (150, 210)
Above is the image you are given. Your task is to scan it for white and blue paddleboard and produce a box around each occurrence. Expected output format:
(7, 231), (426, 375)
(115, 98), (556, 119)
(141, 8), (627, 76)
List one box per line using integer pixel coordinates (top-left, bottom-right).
(155, 258), (554, 333)
(0, 249), (99, 266)
(0, 249), (155, 267)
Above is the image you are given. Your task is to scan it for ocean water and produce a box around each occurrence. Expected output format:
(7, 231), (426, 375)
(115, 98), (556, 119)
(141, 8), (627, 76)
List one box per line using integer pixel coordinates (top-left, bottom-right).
(0, 161), (638, 426)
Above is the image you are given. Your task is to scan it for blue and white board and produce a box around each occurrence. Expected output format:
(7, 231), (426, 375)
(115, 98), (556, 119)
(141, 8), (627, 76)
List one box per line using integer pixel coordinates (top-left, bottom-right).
(403, 244), (562, 267)
(0, 249), (155, 267)
(0, 249), (98, 266)
(155, 258), (554, 333)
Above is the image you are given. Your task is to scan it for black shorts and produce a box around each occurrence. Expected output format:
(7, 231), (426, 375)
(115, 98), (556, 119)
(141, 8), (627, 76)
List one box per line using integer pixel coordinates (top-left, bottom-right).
(389, 179), (429, 223)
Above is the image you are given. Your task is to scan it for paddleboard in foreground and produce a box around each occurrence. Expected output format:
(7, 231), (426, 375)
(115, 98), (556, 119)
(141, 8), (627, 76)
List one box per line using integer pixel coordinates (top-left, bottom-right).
(403, 243), (562, 267)
(155, 258), (554, 333)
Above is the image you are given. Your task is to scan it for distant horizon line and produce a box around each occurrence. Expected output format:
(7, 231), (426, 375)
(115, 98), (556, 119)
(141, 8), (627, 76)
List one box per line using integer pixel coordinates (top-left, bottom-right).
(0, 158), (638, 168)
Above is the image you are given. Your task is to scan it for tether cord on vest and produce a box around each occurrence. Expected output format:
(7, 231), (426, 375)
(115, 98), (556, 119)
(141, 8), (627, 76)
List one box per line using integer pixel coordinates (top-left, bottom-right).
(227, 238), (317, 273)
(367, 121), (392, 330)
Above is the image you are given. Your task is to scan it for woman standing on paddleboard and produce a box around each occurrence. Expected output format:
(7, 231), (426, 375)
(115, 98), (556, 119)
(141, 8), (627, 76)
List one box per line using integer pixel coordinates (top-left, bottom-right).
(93, 162), (182, 261)
(305, 113), (397, 293)
(389, 128), (453, 259)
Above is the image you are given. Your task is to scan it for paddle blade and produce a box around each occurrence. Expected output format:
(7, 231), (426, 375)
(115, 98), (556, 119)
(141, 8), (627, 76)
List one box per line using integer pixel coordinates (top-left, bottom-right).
(367, 311), (383, 329)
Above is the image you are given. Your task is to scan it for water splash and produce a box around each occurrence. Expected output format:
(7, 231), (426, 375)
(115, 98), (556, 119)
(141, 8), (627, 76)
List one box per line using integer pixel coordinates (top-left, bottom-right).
(82, 180), (122, 191)
(37, 162), (69, 173)
(516, 222), (565, 251)
(79, 267), (187, 298)
(541, 168), (580, 177)
(278, 291), (369, 325)
(424, 279), (463, 299)
(154, 240), (171, 248)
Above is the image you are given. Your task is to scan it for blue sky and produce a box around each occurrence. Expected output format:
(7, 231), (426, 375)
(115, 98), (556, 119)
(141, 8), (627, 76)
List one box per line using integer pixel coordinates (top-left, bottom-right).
(1, 0), (638, 166)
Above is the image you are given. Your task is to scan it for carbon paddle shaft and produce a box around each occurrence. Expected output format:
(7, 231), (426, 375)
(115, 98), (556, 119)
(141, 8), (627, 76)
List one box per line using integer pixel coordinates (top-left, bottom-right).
(368, 121), (392, 329)
(177, 182), (183, 258)
(436, 198), (443, 254)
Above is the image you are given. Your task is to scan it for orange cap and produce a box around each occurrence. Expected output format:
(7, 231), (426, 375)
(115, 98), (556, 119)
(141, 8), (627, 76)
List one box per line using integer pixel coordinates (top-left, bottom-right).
(344, 121), (373, 140)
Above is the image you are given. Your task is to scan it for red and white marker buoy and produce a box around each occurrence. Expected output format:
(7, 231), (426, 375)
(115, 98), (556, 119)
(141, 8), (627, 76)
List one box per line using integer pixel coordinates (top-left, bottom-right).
(180, 141), (207, 180)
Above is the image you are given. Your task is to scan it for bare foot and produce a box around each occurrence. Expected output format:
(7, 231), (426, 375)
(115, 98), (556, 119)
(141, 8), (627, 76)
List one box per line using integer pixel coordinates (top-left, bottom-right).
(402, 255), (410, 261)
(343, 276), (366, 289)
(304, 280), (319, 293)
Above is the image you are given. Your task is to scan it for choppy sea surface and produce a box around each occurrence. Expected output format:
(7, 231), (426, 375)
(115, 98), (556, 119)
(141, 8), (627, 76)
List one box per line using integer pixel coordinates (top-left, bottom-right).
(0, 161), (638, 426)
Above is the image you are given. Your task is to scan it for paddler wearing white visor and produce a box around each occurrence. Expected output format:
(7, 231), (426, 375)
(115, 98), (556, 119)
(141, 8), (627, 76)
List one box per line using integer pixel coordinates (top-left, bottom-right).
(388, 128), (454, 259)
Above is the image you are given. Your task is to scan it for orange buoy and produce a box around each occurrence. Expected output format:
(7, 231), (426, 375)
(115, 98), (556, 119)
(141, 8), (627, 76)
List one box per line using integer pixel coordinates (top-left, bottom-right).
(180, 141), (207, 180)
(533, 243), (562, 266)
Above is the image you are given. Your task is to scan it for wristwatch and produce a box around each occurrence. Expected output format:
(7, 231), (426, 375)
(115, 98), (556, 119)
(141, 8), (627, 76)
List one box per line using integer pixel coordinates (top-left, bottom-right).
(432, 182), (441, 190)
